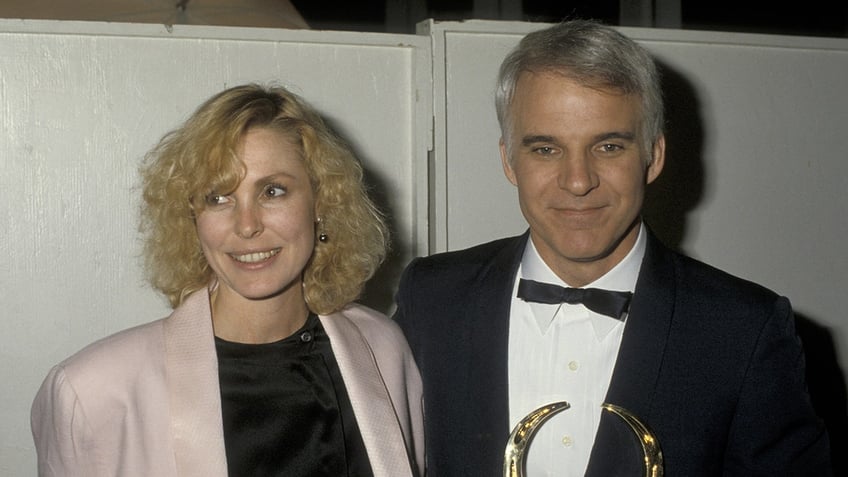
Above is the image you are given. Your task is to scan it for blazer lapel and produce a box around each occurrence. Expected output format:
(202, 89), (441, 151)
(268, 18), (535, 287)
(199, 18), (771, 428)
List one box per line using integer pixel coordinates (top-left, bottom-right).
(321, 313), (415, 477)
(586, 232), (676, 475)
(162, 289), (228, 477)
(466, 233), (528, 472)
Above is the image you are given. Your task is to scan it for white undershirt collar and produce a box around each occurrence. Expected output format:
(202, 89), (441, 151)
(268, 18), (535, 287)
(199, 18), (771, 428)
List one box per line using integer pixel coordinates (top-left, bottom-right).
(518, 223), (646, 337)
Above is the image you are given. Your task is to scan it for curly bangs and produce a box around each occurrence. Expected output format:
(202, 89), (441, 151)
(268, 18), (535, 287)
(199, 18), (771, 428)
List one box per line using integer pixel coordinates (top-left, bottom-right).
(139, 83), (388, 311)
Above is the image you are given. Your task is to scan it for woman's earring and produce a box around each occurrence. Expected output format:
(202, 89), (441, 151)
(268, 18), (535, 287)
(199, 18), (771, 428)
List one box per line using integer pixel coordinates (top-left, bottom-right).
(316, 217), (329, 243)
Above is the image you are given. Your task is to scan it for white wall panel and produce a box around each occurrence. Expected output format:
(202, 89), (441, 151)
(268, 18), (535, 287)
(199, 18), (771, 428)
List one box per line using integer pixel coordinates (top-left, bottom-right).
(0, 19), (430, 474)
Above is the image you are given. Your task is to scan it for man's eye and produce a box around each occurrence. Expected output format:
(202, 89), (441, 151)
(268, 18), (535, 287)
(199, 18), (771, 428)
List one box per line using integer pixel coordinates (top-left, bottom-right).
(533, 146), (556, 155)
(599, 143), (623, 153)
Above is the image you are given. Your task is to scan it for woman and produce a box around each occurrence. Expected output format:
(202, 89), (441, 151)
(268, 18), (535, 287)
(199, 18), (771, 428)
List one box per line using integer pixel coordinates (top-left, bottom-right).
(31, 84), (424, 477)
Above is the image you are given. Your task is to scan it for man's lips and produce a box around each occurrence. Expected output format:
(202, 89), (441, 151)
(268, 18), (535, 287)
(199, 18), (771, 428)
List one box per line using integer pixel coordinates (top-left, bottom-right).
(553, 205), (605, 215)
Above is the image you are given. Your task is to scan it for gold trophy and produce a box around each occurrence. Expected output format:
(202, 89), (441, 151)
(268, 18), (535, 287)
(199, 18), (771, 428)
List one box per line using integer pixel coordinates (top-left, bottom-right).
(504, 401), (663, 477)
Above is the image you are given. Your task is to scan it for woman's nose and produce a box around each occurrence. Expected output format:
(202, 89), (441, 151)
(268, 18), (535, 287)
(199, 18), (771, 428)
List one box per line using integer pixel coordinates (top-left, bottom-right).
(235, 204), (264, 238)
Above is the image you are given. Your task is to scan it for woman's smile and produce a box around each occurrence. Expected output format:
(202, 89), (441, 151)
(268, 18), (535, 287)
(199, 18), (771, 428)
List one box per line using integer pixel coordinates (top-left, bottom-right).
(229, 248), (282, 264)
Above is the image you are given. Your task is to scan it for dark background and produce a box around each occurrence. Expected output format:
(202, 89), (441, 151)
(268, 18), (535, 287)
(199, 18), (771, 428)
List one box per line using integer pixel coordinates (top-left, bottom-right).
(292, 0), (848, 37)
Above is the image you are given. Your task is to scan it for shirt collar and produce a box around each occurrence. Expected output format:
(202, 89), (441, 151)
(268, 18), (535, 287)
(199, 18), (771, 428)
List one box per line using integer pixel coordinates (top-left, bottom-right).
(518, 223), (646, 336)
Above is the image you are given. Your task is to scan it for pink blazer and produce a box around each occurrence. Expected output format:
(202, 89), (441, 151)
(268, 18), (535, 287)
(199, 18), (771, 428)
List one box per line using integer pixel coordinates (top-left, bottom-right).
(31, 289), (425, 477)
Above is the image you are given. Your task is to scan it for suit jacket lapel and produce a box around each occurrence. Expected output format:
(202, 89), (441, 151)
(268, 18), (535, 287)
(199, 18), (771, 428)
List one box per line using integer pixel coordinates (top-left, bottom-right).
(321, 314), (415, 477)
(587, 231), (675, 475)
(162, 289), (228, 477)
(466, 233), (528, 472)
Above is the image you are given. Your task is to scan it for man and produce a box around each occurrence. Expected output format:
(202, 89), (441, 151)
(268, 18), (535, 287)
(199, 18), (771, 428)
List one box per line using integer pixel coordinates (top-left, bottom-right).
(393, 20), (831, 476)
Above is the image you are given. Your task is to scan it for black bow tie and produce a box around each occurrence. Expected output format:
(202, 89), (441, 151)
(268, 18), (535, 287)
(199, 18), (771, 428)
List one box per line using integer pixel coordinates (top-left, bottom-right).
(517, 278), (633, 320)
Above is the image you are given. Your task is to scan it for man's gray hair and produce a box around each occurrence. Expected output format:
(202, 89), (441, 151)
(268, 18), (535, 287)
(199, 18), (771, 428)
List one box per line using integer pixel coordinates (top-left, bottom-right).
(495, 20), (664, 160)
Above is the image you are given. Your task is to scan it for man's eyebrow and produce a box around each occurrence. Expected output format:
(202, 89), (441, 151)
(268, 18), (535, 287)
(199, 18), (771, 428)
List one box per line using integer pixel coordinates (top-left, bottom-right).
(595, 131), (636, 142)
(521, 135), (556, 146)
(521, 132), (637, 146)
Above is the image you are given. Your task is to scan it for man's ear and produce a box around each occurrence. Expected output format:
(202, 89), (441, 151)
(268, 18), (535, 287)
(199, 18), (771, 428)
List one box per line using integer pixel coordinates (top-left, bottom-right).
(646, 134), (666, 184)
(500, 138), (518, 186)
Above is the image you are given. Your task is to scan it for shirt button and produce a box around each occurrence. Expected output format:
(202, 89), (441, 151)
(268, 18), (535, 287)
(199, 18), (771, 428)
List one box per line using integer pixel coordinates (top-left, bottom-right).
(299, 331), (313, 343)
(562, 435), (573, 447)
(568, 360), (579, 371)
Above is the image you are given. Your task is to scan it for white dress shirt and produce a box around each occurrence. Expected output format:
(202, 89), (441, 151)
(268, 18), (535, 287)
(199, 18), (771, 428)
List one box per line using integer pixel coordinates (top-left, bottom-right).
(508, 225), (646, 476)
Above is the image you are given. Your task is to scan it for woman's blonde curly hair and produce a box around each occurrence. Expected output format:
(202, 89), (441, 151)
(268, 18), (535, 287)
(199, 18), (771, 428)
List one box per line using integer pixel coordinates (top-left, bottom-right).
(139, 83), (388, 314)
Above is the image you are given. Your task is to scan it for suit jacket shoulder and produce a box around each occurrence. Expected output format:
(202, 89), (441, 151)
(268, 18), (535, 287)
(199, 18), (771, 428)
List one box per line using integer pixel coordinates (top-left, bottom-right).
(406, 234), (524, 272)
(31, 315), (181, 476)
(668, 245), (781, 305)
(32, 290), (227, 477)
(335, 303), (410, 351)
(396, 234), (526, 315)
(593, 234), (831, 476)
(49, 318), (167, 402)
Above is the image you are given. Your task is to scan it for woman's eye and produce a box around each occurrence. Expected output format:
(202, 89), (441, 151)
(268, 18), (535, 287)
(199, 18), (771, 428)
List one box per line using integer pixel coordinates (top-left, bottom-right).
(205, 193), (228, 206)
(265, 185), (287, 198)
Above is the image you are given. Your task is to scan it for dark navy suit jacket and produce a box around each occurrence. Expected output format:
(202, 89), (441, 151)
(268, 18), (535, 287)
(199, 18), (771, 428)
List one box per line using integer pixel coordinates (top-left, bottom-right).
(394, 230), (831, 476)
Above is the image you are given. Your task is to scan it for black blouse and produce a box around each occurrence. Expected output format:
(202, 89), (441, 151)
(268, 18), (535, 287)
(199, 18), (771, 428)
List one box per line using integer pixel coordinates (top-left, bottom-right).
(215, 314), (374, 477)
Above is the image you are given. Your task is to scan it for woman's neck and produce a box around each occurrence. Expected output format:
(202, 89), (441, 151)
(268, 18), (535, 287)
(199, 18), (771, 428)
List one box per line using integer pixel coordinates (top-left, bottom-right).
(210, 286), (310, 344)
